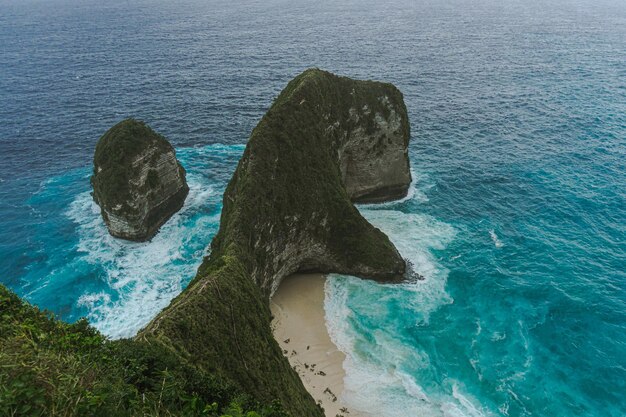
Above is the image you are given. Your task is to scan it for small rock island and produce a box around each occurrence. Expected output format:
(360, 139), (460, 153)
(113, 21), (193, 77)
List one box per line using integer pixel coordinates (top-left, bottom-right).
(91, 119), (189, 241)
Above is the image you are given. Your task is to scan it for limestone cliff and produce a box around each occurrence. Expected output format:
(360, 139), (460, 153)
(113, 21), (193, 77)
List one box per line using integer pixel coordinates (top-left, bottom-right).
(91, 119), (189, 241)
(339, 87), (411, 203)
(138, 69), (412, 417)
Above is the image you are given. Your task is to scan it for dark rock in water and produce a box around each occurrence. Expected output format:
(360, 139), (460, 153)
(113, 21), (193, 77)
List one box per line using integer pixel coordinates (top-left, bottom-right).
(91, 119), (189, 241)
(140, 69), (412, 417)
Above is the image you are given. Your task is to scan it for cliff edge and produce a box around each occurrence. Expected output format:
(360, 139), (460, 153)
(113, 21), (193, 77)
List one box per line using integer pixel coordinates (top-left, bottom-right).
(139, 69), (412, 416)
(91, 119), (189, 241)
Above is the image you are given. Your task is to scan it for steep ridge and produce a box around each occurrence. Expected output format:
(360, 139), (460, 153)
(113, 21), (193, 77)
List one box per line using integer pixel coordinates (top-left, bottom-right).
(138, 69), (412, 416)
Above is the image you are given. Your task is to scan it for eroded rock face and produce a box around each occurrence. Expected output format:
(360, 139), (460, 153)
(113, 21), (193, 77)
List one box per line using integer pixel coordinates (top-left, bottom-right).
(340, 95), (411, 202)
(139, 70), (412, 417)
(91, 119), (189, 241)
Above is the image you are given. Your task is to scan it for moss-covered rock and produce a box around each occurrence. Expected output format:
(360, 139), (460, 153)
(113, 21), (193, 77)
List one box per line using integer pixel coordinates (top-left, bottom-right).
(139, 69), (412, 416)
(91, 119), (189, 241)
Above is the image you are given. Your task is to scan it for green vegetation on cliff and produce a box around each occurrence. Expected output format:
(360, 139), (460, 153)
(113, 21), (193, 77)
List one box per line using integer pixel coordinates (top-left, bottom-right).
(91, 118), (172, 211)
(0, 284), (288, 417)
(2, 69), (410, 417)
(213, 68), (409, 284)
(91, 118), (189, 241)
(140, 69), (410, 417)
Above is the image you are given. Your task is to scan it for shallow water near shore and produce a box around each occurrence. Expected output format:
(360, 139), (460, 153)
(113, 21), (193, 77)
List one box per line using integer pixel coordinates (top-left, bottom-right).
(1, 0), (625, 415)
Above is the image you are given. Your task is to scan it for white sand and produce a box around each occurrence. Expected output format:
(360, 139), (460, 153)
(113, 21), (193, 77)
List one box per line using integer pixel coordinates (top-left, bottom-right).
(270, 274), (362, 417)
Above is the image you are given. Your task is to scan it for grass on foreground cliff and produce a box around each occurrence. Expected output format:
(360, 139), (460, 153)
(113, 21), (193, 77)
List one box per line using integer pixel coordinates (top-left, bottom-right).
(0, 284), (289, 417)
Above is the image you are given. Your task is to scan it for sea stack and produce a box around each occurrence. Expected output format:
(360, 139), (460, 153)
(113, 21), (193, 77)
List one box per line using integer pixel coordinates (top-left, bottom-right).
(91, 119), (189, 241)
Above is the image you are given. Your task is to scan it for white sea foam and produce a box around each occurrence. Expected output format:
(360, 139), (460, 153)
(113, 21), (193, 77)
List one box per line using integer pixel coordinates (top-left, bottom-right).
(357, 169), (431, 209)
(360, 209), (455, 320)
(67, 174), (220, 338)
(489, 229), (504, 248)
(491, 331), (507, 342)
(324, 208), (494, 417)
(77, 291), (111, 308)
(443, 383), (491, 417)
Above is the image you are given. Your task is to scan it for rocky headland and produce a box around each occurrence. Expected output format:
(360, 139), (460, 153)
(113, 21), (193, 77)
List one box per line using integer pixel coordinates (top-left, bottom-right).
(91, 119), (189, 241)
(0, 69), (411, 417)
(139, 68), (412, 416)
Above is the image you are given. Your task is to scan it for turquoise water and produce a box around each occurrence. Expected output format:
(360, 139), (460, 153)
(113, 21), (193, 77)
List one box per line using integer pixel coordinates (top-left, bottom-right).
(3, 144), (244, 338)
(1, 0), (625, 415)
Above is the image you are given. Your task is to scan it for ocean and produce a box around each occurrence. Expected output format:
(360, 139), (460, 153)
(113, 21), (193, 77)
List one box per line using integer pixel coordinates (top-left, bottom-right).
(0, 0), (624, 415)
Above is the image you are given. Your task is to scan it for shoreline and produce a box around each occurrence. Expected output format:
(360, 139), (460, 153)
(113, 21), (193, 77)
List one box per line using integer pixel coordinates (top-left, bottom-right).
(270, 274), (362, 417)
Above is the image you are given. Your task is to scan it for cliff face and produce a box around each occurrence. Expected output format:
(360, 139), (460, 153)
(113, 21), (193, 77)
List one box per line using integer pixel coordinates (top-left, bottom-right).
(91, 119), (189, 241)
(139, 69), (412, 417)
(340, 93), (411, 203)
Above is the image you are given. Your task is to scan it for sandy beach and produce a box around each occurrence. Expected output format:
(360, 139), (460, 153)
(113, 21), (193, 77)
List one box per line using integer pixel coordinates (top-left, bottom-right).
(271, 274), (361, 417)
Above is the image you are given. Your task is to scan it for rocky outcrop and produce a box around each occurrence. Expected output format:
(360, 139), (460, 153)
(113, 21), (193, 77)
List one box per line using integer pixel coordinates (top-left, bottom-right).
(138, 69), (412, 417)
(91, 119), (189, 241)
(339, 89), (411, 203)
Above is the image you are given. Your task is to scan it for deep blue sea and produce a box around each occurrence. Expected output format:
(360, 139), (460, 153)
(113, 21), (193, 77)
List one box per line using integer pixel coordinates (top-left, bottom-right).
(1, 0), (624, 415)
